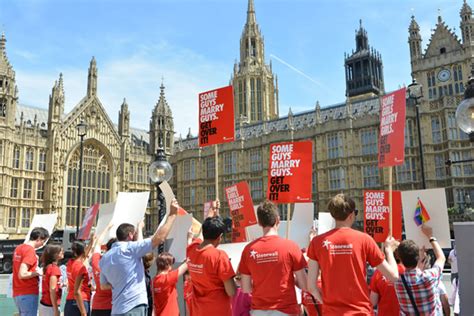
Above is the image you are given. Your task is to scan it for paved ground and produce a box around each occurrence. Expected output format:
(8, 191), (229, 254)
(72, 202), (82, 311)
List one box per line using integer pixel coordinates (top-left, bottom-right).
(0, 273), (455, 315)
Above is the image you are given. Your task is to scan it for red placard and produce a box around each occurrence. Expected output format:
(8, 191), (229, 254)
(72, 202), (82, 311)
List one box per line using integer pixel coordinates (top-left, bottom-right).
(363, 190), (402, 242)
(224, 182), (257, 242)
(266, 141), (313, 203)
(77, 203), (100, 240)
(198, 85), (235, 147)
(378, 87), (406, 167)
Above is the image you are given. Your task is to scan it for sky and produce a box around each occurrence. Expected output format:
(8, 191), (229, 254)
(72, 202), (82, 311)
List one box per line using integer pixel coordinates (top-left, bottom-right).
(0, 0), (464, 136)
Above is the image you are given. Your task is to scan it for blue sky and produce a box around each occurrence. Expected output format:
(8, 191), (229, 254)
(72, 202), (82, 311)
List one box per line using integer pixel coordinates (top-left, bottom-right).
(0, 0), (463, 136)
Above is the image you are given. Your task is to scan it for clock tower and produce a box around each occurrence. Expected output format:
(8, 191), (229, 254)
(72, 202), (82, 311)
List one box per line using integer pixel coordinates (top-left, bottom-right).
(408, 5), (474, 210)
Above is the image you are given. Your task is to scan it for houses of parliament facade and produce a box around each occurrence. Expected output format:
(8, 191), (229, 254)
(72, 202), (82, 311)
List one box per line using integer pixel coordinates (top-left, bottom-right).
(1, 0), (473, 238)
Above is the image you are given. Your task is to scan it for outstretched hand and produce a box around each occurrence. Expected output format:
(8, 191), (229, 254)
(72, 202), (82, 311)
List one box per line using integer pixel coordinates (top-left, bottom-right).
(384, 236), (400, 253)
(170, 198), (179, 216)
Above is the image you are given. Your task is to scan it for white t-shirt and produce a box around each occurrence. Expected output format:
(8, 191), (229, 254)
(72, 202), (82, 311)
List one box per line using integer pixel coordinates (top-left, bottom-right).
(448, 249), (458, 274)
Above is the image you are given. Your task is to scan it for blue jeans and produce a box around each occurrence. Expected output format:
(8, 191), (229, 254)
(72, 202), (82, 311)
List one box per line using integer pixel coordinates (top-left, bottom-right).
(65, 299), (91, 316)
(14, 294), (39, 316)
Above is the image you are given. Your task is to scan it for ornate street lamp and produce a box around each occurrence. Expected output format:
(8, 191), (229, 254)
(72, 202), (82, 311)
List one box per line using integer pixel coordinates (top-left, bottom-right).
(407, 78), (426, 189)
(446, 70), (474, 166)
(76, 120), (88, 237)
(148, 145), (173, 253)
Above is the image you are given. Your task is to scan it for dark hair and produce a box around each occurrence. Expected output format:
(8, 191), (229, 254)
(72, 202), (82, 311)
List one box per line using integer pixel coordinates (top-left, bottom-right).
(327, 194), (356, 221)
(257, 200), (279, 227)
(71, 241), (86, 259)
(30, 227), (49, 241)
(398, 240), (420, 268)
(156, 252), (175, 273)
(41, 243), (63, 274)
(202, 216), (225, 240)
(106, 238), (117, 251)
(143, 252), (155, 271)
(116, 223), (135, 241)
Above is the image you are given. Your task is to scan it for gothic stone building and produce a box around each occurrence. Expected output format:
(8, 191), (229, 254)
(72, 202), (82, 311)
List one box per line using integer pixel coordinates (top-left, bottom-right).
(171, 0), (473, 221)
(1, 0), (473, 238)
(0, 35), (175, 238)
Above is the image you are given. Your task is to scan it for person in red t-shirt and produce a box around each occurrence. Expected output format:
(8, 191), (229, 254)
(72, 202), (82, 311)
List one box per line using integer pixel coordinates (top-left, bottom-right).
(186, 216), (236, 316)
(90, 223), (115, 316)
(239, 200), (307, 316)
(183, 272), (193, 315)
(13, 227), (49, 316)
(369, 253), (405, 316)
(65, 241), (91, 316)
(307, 194), (400, 315)
(152, 252), (188, 316)
(39, 243), (64, 316)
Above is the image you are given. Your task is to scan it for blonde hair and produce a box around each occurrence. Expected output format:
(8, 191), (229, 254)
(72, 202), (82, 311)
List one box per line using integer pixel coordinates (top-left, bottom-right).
(327, 193), (355, 221)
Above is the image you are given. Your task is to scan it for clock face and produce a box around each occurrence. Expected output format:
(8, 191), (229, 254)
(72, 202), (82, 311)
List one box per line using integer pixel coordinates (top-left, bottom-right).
(437, 69), (451, 82)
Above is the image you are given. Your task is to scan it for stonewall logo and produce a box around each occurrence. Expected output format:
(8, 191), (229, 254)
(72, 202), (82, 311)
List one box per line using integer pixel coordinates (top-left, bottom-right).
(322, 240), (353, 255)
(188, 262), (204, 274)
(249, 250), (279, 264)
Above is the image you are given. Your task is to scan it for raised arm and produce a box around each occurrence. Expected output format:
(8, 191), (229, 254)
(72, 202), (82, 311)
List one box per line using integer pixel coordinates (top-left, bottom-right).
(421, 224), (445, 268)
(376, 237), (400, 283)
(151, 198), (178, 248)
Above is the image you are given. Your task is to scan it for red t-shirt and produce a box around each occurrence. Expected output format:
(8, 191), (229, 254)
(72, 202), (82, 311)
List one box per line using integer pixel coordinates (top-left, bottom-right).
(307, 228), (384, 315)
(41, 263), (62, 306)
(91, 253), (112, 310)
(12, 243), (39, 297)
(186, 239), (235, 316)
(183, 279), (194, 315)
(152, 269), (179, 316)
(239, 235), (307, 314)
(302, 280), (323, 316)
(66, 258), (91, 301)
(369, 264), (405, 316)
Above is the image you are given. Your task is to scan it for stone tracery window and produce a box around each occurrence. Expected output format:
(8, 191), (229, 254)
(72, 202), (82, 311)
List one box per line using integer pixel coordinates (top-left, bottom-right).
(66, 143), (112, 226)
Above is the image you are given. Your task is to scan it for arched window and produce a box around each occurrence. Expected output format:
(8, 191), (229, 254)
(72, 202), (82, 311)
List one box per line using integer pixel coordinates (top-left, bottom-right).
(25, 148), (34, 170)
(12, 146), (20, 169)
(0, 97), (6, 117)
(38, 151), (46, 172)
(66, 143), (112, 226)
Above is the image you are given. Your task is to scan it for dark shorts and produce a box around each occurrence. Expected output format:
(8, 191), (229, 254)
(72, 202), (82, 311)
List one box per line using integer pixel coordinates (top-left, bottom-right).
(65, 299), (91, 316)
(92, 309), (112, 316)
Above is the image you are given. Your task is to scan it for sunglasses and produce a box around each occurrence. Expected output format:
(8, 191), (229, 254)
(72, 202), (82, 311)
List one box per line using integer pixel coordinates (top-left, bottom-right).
(353, 209), (359, 217)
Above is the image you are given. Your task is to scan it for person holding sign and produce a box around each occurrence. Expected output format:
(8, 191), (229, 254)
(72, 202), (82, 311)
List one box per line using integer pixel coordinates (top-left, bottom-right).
(394, 224), (445, 315)
(239, 201), (307, 315)
(307, 194), (400, 315)
(13, 227), (50, 316)
(99, 199), (180, 316)
(186, 216), (236, 316)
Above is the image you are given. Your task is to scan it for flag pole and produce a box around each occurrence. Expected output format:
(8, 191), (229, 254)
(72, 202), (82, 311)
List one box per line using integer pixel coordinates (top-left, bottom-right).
(388, 166), (393, 237)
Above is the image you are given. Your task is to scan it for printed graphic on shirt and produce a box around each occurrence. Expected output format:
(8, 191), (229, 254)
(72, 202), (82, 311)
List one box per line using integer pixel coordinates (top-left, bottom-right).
(322, 239), (353, 255)
(249, 250), (279, 264)
(188, 262), (204, 274)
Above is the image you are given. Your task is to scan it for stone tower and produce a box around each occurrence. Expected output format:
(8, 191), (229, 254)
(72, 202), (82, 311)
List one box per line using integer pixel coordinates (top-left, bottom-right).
(118, 98), (130, 138)
(344, 20), (384, 100)
(231, 0), (279, 124)
(47, 73), (65, 130)
(460, 0), (474, 47)
(150, 82), (174, 155)
(408, 16), (423, 61)
(0, 32), (18, 128)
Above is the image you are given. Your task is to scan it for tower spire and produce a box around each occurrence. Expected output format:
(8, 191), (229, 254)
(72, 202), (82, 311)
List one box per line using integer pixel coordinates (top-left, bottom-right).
(247, 0), (256, 25)
(87, 56), (98, 97)
(0, 31), (6, 54)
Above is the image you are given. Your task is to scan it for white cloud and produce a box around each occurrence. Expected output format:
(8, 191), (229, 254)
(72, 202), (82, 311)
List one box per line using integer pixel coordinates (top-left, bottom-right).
(14, 43), (230, 136)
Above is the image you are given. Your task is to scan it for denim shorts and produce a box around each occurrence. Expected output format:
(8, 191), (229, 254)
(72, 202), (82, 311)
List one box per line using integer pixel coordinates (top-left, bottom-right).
(14, 294), (39, 316)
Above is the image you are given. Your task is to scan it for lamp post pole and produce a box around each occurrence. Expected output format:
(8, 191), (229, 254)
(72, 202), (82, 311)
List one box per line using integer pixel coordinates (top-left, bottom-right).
(149, 144), (173, 254)
(408, 79), (426, 189)
(76, 120), (88, 237)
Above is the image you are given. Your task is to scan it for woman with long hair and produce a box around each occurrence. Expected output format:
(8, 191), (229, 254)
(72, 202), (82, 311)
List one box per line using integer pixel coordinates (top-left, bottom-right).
(39, 243), (64, 316)
(65, 241), (91, 316)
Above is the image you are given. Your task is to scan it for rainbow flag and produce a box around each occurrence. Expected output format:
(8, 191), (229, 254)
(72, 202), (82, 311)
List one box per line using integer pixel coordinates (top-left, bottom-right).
(414, 198), (431, 226)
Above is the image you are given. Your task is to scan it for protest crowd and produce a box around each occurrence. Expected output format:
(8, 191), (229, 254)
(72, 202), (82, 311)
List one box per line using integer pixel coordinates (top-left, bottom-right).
(11, 192), (461, 316)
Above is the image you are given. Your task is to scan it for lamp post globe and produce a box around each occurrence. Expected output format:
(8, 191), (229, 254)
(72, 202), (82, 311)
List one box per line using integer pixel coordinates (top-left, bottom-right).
(148, 146), (172, 253)
(455, 97), (474, 141)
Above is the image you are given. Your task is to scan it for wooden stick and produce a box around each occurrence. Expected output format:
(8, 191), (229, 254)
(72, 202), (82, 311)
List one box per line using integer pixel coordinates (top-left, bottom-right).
(215, 145), (219, 200)
(388, 166), (393, 237)
(286, 203), (291, 239)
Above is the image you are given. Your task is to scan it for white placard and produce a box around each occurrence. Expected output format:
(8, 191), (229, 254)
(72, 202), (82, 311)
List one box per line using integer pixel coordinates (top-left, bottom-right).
(112, 191), (149, 231)
(166, 214), (193, 262)
(401, 188), (451, 248)
(218, 242), (249, 273)
(317, 212), (335, 235)
(24, 213), (58, 243)
(95, 202), (116, 242)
